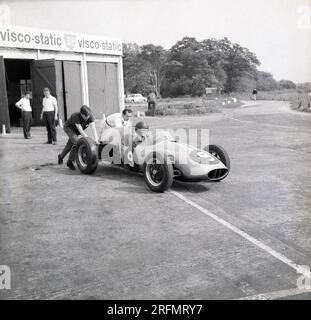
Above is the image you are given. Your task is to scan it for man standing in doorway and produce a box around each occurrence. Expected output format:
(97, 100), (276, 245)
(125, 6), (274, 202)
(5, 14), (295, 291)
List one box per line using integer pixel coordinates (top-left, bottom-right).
(15, 91), (32, 139)
(40, 87), (58, 145)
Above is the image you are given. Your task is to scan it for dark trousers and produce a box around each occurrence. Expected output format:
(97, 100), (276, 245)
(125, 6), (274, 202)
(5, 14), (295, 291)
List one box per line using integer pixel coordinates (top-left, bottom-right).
(43, 111), (57, 142)
(22, 111), (32, 138)
(148, 102), (156, 116)
(59, 126), (79, 162)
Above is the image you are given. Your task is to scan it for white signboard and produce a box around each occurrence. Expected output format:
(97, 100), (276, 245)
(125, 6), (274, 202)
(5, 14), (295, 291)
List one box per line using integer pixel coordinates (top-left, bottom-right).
(0, 25), (122, 56)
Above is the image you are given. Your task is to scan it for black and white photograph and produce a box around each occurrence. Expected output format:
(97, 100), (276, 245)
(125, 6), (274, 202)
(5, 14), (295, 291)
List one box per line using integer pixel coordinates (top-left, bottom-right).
(0, 0), (311, 307)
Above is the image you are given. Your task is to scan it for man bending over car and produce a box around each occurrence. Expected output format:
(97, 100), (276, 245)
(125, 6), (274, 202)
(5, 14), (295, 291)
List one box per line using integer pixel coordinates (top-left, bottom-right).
(105, 108), (133, 128)
(99, 108), (133, 151)
(58, 105), (99, 170)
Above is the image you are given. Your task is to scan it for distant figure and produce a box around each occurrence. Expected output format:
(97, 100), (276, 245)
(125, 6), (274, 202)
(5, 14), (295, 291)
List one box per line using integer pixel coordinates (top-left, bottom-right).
(15, 92), (32, 139)
(147, 91), (157, 117)
(252, 89), (258, 101)
(105, 108), (133, 128)
(40, 87), (58, 145)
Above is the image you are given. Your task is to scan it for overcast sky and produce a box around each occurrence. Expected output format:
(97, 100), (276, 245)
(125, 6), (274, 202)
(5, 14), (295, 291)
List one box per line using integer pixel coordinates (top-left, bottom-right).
(1, 0), (311, 82)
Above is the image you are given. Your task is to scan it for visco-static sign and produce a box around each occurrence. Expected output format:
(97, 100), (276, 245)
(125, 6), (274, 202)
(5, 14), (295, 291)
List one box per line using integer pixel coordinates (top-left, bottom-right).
(0, 25), (122, 55)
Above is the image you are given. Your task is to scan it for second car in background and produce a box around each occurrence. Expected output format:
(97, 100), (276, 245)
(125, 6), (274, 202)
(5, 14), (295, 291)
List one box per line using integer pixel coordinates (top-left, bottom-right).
(125, 94), (147, 104)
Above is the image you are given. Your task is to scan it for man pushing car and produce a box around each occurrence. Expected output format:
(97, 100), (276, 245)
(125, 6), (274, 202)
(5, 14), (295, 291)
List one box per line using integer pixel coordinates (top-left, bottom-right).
(105, 108), (133, 128)
(58, 105), (99, 170)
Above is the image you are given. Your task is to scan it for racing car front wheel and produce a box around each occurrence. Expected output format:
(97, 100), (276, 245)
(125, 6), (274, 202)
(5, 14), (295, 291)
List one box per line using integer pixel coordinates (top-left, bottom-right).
(76, 137), (99, 174)
(204, 144), (231, 172)
(143, 152), (174, 193)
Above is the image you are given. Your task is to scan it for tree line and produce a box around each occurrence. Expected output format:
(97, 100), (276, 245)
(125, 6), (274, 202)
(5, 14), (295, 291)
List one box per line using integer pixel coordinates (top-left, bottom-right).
(123, 37), (296, 97)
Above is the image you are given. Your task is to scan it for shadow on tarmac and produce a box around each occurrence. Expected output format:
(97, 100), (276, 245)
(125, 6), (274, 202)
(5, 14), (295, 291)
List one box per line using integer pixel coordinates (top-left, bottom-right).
(35, 161), (213, 194)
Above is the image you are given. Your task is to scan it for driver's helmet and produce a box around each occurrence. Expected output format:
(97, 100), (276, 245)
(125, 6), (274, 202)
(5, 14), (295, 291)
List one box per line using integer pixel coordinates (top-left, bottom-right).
(135, 121), (149, 131)
(135, 121), (149, 139)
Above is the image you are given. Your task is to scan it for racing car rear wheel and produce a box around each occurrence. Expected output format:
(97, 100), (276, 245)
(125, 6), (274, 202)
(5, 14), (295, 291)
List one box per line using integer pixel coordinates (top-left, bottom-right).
(76, 137), (99, 174)
(204, 144), (231, 172)
(143, 152), (174, 193)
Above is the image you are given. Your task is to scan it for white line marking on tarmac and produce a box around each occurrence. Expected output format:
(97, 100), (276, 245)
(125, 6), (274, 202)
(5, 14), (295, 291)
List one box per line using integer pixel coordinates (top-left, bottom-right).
(222, 115), (253, 123)
(241, 103), (261, 108)
(236, 287), (311, 300)
(222, 115), (298, 129)
(170, 190), (311, 279)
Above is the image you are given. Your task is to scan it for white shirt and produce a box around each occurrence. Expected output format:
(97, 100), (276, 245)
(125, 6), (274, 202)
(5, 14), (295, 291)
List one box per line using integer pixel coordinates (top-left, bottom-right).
(16, 97), (32, 112)
(42, 95), (57, 112)
(106, 112), (131, 128)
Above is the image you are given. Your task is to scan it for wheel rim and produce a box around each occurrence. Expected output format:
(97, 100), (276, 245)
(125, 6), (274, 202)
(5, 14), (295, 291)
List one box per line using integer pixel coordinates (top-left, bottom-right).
(146, 160), (165, 187)
(78, 145), (89, 168)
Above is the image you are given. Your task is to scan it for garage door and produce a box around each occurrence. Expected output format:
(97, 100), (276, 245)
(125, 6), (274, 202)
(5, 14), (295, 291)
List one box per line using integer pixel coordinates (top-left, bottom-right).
(87, 62), (119, 118)
(31, 59), (63, 124)
(0, 56), (10, 133)
(63, 61), (83, 120)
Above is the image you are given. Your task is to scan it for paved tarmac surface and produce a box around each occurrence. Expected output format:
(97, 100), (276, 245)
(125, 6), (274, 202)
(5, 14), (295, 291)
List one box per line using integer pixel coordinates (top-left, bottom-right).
(1, 101), (311, 300)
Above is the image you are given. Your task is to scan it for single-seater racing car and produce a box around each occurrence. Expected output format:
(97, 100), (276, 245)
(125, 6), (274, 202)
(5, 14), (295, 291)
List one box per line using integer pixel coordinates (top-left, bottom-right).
(75, 122), (230, 193)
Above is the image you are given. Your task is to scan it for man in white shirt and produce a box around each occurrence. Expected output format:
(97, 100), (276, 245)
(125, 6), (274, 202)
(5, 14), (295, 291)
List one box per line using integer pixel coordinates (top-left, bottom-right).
(40, 87), (58, 145)
(16, 91), (32, 139)
(105, 108), (133, 128)
(99, 109), (132, 161)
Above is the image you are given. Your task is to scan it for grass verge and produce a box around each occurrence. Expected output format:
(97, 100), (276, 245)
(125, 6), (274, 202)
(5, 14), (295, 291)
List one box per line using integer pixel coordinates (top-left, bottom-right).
(126, 96), (243, 117)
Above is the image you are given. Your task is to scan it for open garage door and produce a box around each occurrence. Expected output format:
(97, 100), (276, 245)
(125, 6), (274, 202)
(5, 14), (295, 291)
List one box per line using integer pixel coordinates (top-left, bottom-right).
(31, 59), (64, 124)
(87, 62), (119, 118)
(0, 56), (10, 133)
(63, 61), (83, 120)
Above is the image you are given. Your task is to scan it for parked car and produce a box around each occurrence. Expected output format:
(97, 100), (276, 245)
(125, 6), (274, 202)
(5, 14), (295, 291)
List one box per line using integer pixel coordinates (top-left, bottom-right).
(125, 94), (147, 104)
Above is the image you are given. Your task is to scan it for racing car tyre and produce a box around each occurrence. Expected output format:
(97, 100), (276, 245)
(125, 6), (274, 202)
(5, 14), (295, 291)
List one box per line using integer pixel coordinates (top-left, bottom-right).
(143, 152), (174, 193)
(76, 137), (99, 174)
(204, 144), (231, 173)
